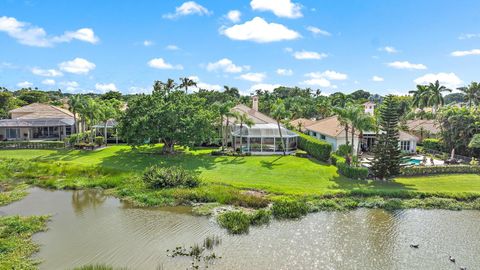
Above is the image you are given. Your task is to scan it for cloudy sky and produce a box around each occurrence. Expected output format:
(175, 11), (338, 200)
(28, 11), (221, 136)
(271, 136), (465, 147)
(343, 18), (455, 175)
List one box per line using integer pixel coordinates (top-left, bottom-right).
(0, 0), (479, 95)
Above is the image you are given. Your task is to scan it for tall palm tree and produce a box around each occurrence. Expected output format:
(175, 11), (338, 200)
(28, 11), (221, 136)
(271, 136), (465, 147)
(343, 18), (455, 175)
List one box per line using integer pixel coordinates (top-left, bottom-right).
(409, 85), (430, 109)
(352, 112), (375, 156)
(427, 80), (451, 113)
(271, 99), (290, 155)
(457, 82), (480, 108)
(178, 77), (197, 93)
(67, 95), (83, 134)
(215, 101), (234, 151)
(165, 78), (176, 93)
(334, 105), (353, 146)
(235, 113), (255, 153)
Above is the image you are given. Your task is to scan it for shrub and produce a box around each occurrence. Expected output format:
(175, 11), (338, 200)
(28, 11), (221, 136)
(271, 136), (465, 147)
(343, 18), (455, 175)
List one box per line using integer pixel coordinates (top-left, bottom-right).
(94, 136), (104, 146)
(295, 132), (332, 162)
(217, 211), (251, 234)
(330, 153), (345, 165)
(249, 209), (271, 225)
(272, 200), (308, 219)
(143, 166), (200, 189)
(400, 165), (480, 176)
(422, 138), (444, 152)
(336, 144), (352, 157)
(336, 161), (369, 179)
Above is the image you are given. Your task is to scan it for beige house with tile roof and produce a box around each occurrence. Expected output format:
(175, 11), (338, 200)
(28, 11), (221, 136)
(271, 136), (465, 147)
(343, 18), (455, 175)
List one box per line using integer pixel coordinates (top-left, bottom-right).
(289, 118), (316, 132)
(0, 103), (77, 141)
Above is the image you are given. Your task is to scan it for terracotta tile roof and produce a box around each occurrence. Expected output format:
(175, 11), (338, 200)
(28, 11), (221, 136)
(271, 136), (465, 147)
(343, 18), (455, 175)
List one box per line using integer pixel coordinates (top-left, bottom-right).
(228, 104), (277, 124)
(304, 116), (345, 137)
(289, 118), (316, 131)
(405, 119), (440, 134)
(399, 130), (419, 141)
(9, 103), (74, 119)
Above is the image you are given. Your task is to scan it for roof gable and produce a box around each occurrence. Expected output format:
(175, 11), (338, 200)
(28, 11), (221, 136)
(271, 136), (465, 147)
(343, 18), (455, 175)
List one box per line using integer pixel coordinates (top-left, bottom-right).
(9, 103), (74, 119)
(305, 116), (344, 137)
(229, 104), (277, 124)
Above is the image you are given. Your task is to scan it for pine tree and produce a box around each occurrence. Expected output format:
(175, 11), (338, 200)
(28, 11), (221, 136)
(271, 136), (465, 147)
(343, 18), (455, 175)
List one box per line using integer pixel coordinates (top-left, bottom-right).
(371, 95), (401, 179)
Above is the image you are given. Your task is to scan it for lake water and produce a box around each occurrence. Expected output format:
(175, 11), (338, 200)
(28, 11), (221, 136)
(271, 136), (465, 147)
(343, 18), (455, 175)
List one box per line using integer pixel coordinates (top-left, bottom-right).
(1, 188), (480, 270)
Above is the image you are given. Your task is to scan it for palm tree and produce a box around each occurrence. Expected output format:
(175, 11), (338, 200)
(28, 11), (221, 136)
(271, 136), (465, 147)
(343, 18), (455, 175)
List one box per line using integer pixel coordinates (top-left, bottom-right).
(215, 101), (234, 151)
(165, 78), (176, 93)
(68, 95), (83, 134)
(457, 82), (480, 108)
(235, 113), (255, 153)
(271, 99), (290, 155)
(352, 112), (375, 156)
(427, 80), (451, 113)
(334, 106), (353, 146)
(178, 77), (197, 93)
(409, 85), (430, 109)
(81, 97), (102, 143)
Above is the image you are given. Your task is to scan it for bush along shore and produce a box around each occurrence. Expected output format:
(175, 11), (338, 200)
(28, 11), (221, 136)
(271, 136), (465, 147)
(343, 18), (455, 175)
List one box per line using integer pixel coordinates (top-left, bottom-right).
(3, 157), (480, 235)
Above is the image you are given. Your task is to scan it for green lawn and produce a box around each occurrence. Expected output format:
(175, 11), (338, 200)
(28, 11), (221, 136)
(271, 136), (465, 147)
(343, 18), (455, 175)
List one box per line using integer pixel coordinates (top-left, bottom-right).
(1, 145), (480, 196)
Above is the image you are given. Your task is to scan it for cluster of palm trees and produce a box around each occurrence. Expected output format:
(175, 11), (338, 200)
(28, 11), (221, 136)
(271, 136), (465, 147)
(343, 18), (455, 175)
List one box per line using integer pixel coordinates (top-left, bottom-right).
(457, 82), (480, 108)
(334, 104), (375, 160)
(67, 95), (121, 143)
(155, 77), (198, 94)
(409, 80), (452, 113)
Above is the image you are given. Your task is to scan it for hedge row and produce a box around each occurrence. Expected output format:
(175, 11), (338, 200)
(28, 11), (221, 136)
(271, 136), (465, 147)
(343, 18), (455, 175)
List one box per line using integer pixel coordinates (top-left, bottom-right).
(295, 132), (332, 162)
(330, 153), (369, 179)
(0, 141), (65, 149)
(422, 138), (444, 152)
(400, 165), (480, 176)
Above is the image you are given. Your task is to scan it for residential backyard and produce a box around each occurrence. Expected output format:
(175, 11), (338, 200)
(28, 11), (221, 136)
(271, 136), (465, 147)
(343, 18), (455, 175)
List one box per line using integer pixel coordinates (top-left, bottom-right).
(2, 145), (480, 196)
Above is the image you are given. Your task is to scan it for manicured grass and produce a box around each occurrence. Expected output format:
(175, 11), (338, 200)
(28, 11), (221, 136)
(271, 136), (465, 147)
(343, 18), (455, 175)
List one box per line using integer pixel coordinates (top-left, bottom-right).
(2, 146), (480, 196)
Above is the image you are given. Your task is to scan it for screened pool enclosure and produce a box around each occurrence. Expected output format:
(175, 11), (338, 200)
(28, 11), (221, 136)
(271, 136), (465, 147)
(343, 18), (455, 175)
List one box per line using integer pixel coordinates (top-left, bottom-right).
(231, 124), (298, 154)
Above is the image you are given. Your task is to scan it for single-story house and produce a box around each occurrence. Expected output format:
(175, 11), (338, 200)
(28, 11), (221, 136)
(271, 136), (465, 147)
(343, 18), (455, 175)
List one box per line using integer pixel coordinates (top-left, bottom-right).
(304, 116), (419, 153)
(0, 103), (76, 141)
(228, 96), (298, 155)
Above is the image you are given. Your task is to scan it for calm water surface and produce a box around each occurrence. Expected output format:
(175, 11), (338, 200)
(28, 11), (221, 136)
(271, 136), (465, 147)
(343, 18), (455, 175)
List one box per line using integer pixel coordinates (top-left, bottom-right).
(1, 188), (480, 270)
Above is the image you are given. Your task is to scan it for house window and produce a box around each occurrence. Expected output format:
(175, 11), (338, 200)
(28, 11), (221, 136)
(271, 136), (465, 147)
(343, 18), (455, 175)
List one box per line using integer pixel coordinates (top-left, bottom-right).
(400, 141), (410, 151)
(6, 128), (19, 139)
(320, 134), (326, 140)
(311, 132), (317, 137)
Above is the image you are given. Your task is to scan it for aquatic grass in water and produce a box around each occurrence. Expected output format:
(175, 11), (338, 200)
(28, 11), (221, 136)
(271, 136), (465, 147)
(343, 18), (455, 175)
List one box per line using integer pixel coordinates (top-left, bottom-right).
(217, 211), (251, 234)
(167, 236), (222, 269)
(272, 200), (308, 219)
(72, 264), (129, 270)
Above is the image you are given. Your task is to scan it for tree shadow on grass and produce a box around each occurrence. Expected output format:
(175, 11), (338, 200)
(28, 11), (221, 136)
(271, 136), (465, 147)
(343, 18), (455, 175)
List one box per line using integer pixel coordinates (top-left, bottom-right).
(215, 156), (247, 165)
(259, 156), (285, 170)
(328, 174), (418, 194)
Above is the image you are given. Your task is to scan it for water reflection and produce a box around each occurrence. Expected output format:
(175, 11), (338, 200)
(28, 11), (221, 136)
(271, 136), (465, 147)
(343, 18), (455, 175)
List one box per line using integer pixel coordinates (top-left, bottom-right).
(1, 188), (479, 270)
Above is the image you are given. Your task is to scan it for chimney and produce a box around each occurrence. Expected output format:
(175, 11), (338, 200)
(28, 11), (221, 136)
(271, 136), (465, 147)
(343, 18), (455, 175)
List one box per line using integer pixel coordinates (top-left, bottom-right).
(252, 96), (259, 111)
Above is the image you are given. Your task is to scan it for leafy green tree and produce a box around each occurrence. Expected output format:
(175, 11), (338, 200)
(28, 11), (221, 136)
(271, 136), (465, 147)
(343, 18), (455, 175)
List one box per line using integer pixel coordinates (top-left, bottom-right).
(371, 95), (401, 179)
(444, 93), (465, 105)
(118, 85), (216, 153)
(349, 89), (371, 101)
(468, 134), (480, 149)
(15, 89), (49, 104)
(437, 106), (479, 156)
(271, 99), (290, 155)
(0, 90), (21, 119)
(100, 91), (122, 101)
(98, 99), (121, 145)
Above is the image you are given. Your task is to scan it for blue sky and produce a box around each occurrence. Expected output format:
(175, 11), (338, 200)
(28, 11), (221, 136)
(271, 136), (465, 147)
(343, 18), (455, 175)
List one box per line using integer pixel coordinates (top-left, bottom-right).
(0, 0), (479, 95)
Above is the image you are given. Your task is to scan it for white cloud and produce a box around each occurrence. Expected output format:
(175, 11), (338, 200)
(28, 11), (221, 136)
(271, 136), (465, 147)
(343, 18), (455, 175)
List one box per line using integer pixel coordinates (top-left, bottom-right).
(284, 47), (293, 53)
(31, 67), (63, 77)
(459, 33), (480, 40)
(128, 86), (149, 94)
(147, 58), (183, 70)
(250, 0), (302, 18)
(143, 40), (154, 46)
(17, 81), (33, 88)
(226, 10), (241, 23)
(163, 1), (211, 19)
(379, 46), (398, 54)
(53, 28), (99, 44)
(60, 81), (80, 92)
(414, 72), (463, 89)
(451, 49), (480, 57)
(42, 79), (56, 85)
(239, 72), (266, 82)
(388, 61), (427, 70)
(306, 26), (330, 36)
(293, 50), (327, 60)
(59, 58), (96, 74)
(276, 68), (293, 76)
(221, 17), (300, 43)
(249, 83), (281, 92)
(0, 16), (99, 47)
(95, 83), (118, 92)
(302, 78), (331, 87)
(206, 58), (248, 73)
(305, 70), (347, 80)
(166, 44), (179, 50)
(188, 76), (221, 91)
(372, 75), (384, 82)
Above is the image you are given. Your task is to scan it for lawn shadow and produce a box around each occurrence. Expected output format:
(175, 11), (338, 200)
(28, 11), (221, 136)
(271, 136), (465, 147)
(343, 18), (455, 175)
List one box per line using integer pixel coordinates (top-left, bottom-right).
(215, 156), (247, 165)
(329, 174), (418, 193)
(260, 156), (285, 170)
